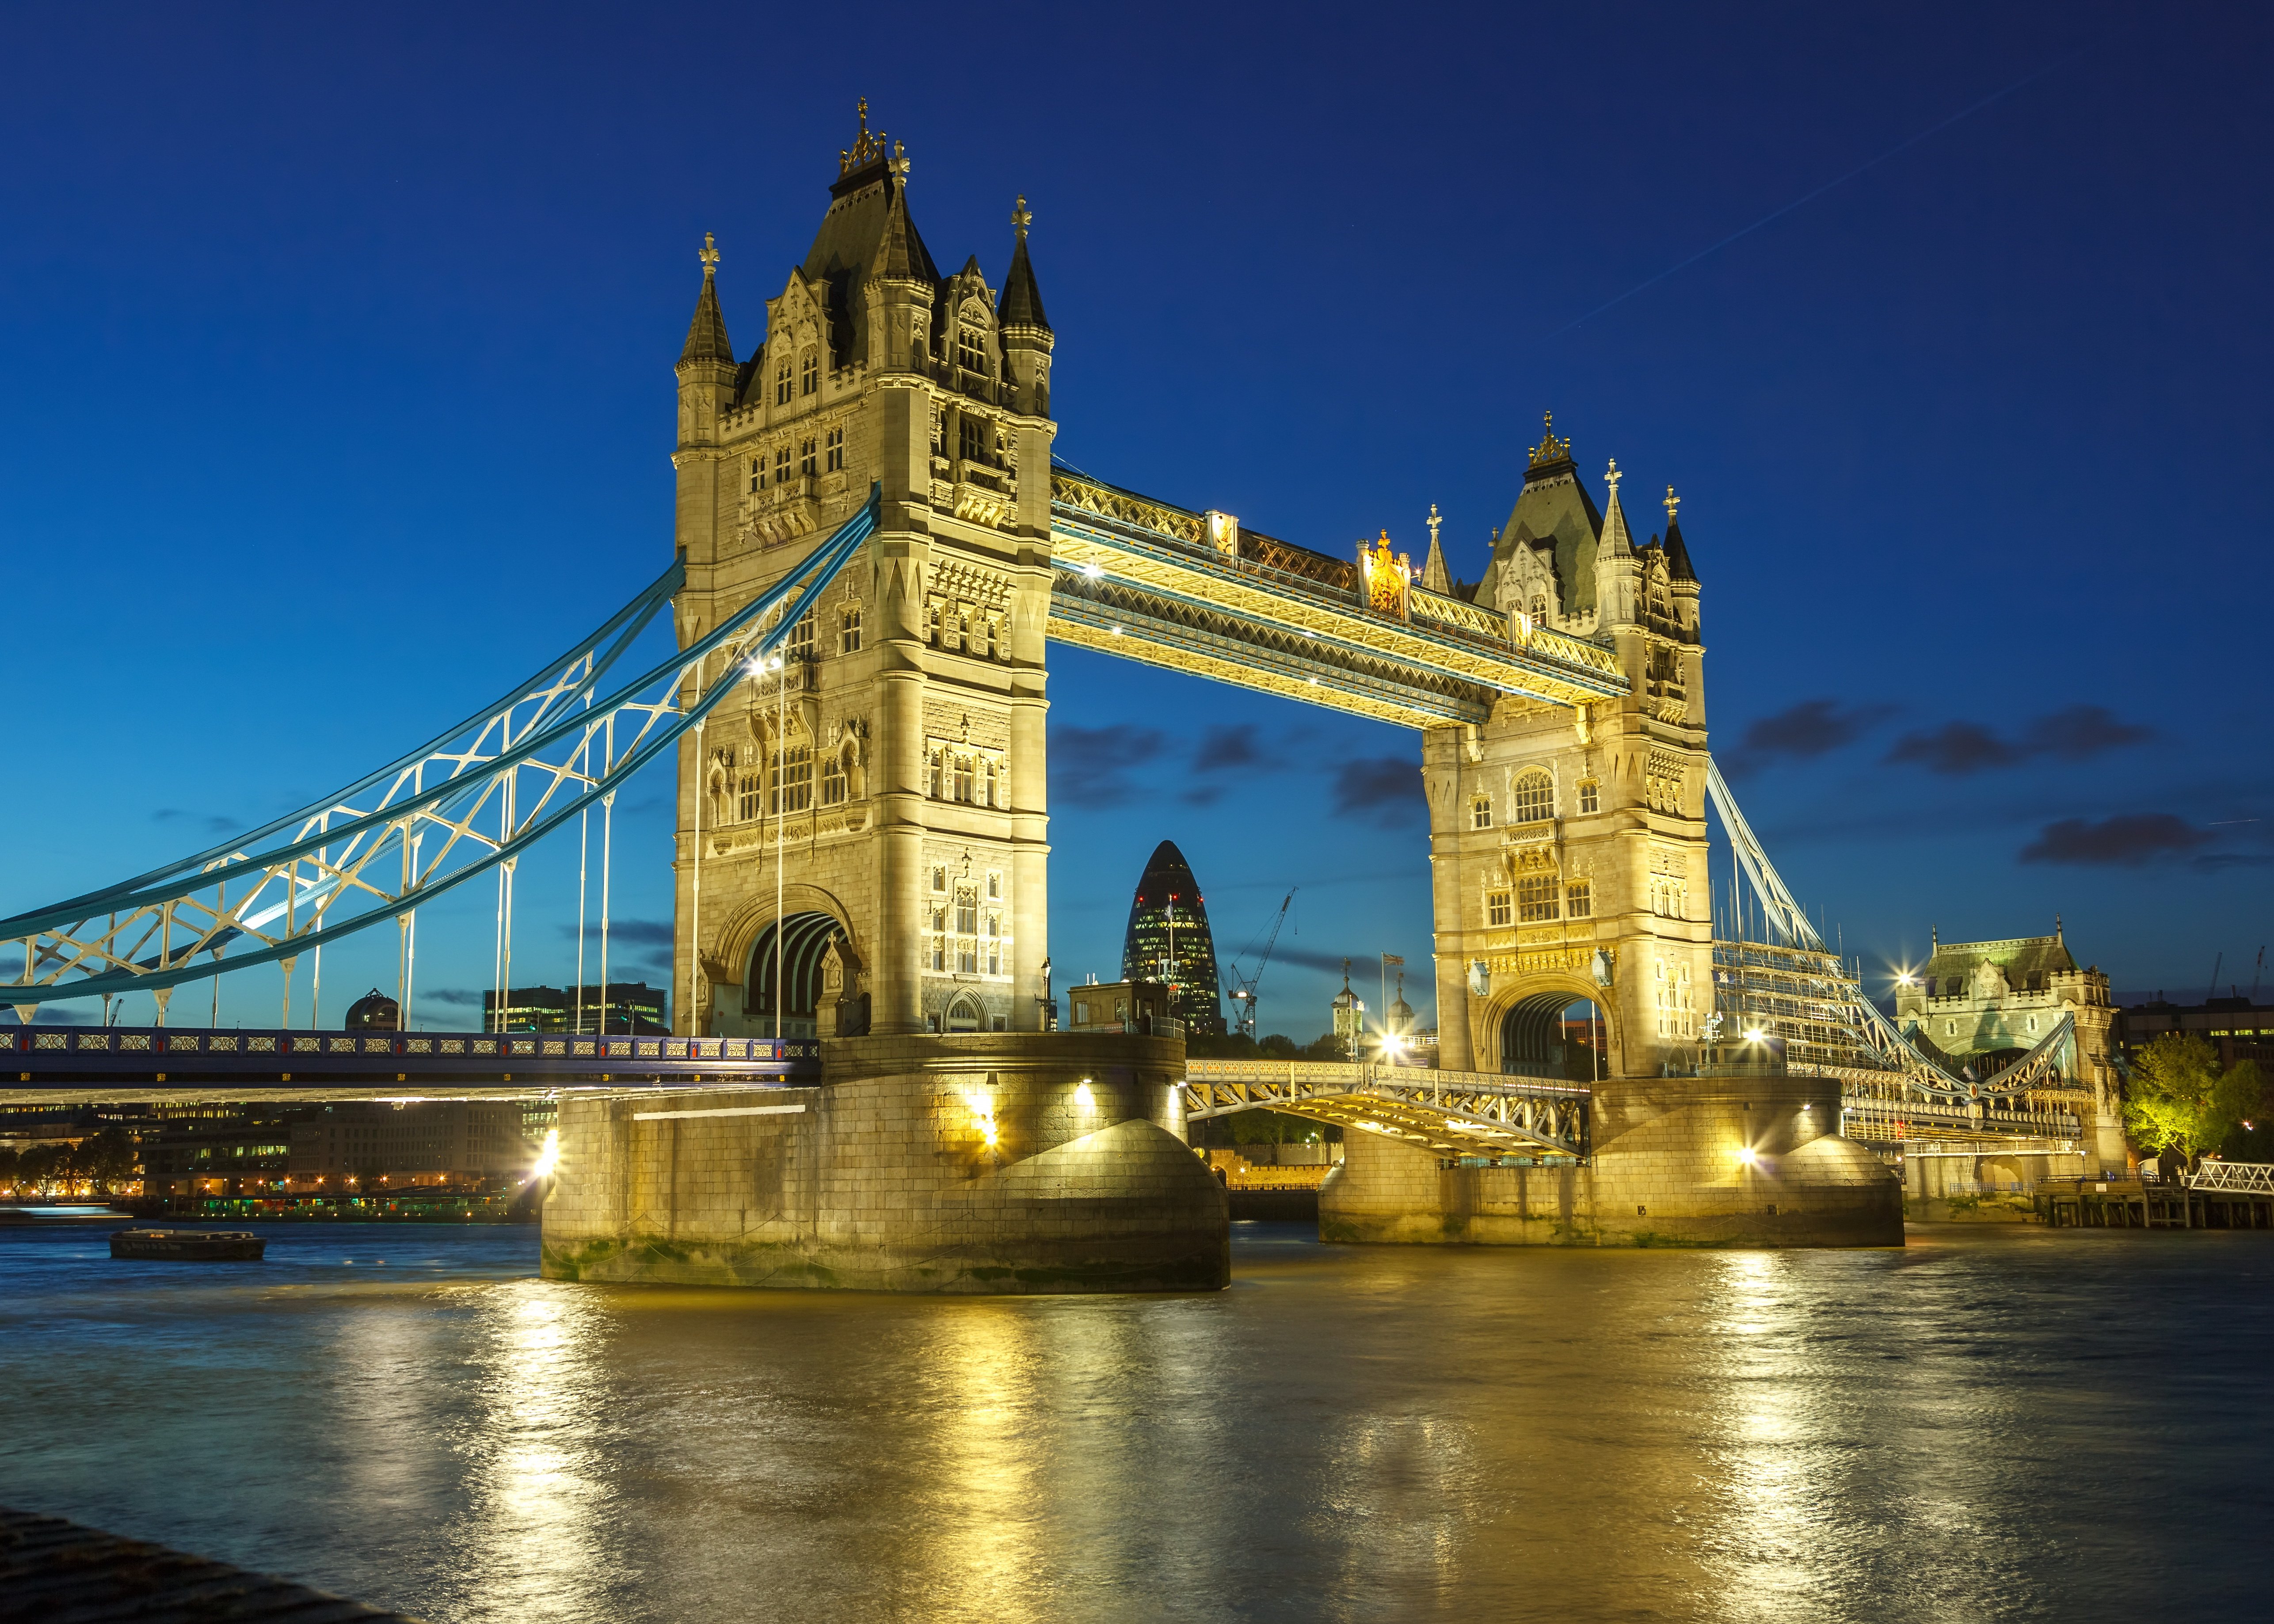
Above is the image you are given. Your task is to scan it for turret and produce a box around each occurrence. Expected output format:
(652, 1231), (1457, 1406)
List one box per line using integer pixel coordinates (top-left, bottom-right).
(997, 195), (1054, 418)
(675, 232), (735, 450)
(1592, 458), (1640, 634)
(860, 145), (933, 375)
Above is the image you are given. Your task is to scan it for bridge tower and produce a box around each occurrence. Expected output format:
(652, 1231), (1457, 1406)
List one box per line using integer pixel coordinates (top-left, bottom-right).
(670, 106), (1056, 1038)
(1423, 418), (1710, 1083)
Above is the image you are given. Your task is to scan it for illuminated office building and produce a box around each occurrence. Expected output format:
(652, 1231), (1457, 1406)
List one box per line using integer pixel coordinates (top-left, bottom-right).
(1120, 841), (1224, 1034)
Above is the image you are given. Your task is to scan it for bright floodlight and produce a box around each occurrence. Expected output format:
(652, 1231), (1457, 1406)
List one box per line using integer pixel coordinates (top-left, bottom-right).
(529, 1127), (560, 1182)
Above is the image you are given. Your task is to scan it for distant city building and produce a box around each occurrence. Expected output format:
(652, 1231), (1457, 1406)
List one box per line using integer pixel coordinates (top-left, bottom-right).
(143, 1111), (297, 1202)
(1120, 841), (1224, 1034)
(289, 1102), (535, 1189)
(2118, 996), (2274, 1068)
(1065, 978), (1173, 1033)
(1893, 922), (2124, 1167)
(344, 989), (399, 1031)
(1330, 963), (1365, 1057)
(485, 982), (669, 1034)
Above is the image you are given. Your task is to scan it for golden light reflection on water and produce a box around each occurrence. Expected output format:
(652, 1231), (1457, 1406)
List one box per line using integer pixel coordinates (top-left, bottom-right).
(914, 1303), (1044, 1621)
(11, 1226), (2255, 1622)
(446, 1282), (617, 1622)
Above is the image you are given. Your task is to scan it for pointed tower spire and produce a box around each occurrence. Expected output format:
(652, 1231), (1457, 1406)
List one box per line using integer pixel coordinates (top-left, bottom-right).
(997, 194), (1051, 334)
(1599, 459), (1634, 557)
(1662, 483), (1697, 582)
(678, 232), (733, 365)
(997, 194), (1055, 418)
(1419, 502), (1451, 593)
(866, 177), (927, 285)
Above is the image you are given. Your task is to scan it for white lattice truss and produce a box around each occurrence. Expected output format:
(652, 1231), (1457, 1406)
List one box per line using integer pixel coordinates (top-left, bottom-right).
(1705, 761), (2092, 1147)
(2, 493), (880, 1012)
(2186, 1160), (2274, 1194)
(1183, 1060), (1590, 1160)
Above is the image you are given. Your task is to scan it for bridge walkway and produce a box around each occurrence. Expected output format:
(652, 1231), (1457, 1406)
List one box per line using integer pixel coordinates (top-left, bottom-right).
(1047, 470), (1628, 730)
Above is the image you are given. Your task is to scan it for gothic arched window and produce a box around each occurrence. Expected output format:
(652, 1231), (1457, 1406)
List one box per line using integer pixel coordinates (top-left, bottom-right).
(1578, 780), (1600, 815)
(1471, 797), (1493, 830)
(957, 326), (987, 374)
(1512, 769), (1554, 824)
(800, 349), (819, 396)
(775, 357), (794, 406)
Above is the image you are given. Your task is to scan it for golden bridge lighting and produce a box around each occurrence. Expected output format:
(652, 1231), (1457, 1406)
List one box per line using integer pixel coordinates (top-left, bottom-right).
(529, 1128), (560, 1182)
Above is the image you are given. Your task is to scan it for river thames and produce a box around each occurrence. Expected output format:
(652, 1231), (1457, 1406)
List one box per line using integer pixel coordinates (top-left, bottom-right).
(2, 1220), (2266, 1621)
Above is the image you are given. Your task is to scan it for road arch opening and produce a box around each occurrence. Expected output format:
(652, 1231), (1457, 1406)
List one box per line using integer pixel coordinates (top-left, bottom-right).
(747, 910), (842, 1039)
(1499, 994), (1607, 1084)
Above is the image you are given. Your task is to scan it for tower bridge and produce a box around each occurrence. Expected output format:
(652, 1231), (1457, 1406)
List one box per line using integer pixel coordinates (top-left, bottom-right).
(0, 109), (2118, 1279)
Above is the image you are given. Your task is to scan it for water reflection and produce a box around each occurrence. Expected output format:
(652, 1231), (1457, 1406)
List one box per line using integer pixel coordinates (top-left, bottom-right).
(445, 1284), (617, 1622)
(2, 1224), (2270, 1622)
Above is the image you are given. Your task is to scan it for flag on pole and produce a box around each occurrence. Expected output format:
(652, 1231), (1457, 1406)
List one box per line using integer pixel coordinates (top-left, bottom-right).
(1381, 953), (1405, 966)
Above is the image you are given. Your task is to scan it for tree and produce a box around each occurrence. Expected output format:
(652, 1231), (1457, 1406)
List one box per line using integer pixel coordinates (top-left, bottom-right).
(2125, 1034), (2260, 1164)
(16, 1143), (63, 1194)
(73, 1127), (138, 1196)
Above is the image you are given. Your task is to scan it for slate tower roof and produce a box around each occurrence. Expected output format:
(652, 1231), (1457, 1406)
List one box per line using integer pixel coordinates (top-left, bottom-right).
(1485, 413), (1605, 617)
(798, 103), (938, 368)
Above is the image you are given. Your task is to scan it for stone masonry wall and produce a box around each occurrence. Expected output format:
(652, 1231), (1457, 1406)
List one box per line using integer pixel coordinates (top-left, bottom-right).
(1321, 1073), (1901, 1247)
(541, 1032), (1228, 1292)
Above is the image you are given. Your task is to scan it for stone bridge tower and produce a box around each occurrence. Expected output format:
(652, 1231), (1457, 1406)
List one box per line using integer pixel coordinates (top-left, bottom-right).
(670, 106), (1056, 1038)
(1423, 418), (1709, 1082)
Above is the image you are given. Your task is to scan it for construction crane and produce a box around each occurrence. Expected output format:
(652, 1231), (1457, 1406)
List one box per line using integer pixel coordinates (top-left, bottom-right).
(1226, 888), (1296, 1039)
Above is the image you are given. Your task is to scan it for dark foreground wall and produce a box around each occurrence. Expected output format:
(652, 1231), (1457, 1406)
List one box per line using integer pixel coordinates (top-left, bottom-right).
(541, 1032), (1229, 1292)
(1321, 1073), (1902, 1247)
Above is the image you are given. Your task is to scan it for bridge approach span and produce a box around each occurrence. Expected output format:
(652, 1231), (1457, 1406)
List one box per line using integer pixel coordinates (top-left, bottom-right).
(1182, 1059), (1590, 1160)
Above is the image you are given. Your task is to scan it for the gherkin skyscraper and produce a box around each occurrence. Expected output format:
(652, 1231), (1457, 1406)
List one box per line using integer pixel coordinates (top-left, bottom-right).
(1120, 840), (1225, 1034)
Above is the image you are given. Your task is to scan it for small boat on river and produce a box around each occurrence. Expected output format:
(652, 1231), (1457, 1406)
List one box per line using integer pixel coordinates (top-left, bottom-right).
(110, 1228), (266, 1262)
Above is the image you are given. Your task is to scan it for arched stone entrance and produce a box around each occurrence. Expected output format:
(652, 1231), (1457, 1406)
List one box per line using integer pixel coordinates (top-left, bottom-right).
(747, 910), (842, 1038)
(1496, 986), (1611, 1083)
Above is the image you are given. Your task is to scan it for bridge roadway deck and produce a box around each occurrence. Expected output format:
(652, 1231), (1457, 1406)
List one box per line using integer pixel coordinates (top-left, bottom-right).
(1182, 1059), (1592, 1160)
(1, 1024), (818, 1104)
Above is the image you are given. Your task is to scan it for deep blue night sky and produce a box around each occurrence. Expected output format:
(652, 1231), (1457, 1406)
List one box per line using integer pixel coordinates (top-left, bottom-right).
(3, 2), (2269, 1033)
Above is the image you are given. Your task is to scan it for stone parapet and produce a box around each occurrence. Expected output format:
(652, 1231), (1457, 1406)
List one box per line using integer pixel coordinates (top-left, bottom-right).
(541, 1032), (1228, 1292)
(1320, 1073), (1901, 1247)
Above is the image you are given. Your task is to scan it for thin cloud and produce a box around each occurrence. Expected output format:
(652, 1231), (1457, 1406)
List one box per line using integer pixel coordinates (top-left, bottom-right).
(1271, 947), (1377, 975)
(2023, 705), (2153, 759)
(1887, 721), (2019, 774)
(1054, 724), (1167, 809)
(2190, 853), (2274, 873)
(560, 919), (674, 948)
(1192, 725), (1270, 774)
(2019, 814), (2209, 867)
(1332, 757), (1421, 824)
(1723, 699), (1894, 775)
(425, 988), (487, 1006)
(152, 808), (237, 835)
(1888, 705), (2151, 776)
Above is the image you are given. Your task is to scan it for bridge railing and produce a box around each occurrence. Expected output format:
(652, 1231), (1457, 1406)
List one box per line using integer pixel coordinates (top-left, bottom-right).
(1185, 1058), (1591, 1100)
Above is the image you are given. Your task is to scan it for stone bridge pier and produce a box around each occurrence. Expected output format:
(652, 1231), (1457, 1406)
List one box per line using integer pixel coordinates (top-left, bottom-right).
(541, 1034), (1228, 1293)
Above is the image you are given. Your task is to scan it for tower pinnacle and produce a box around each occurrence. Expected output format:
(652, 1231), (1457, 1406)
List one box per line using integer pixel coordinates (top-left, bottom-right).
(1420, 502), (1451, 593)
(1599, 459), (1633, 557)
(677, 231), (732, 367)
